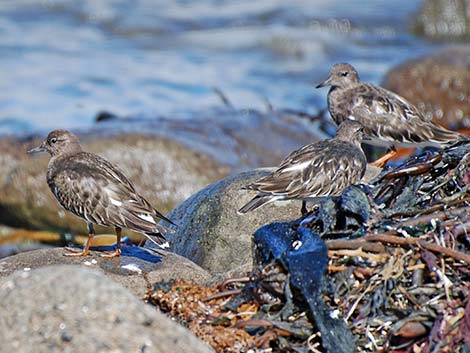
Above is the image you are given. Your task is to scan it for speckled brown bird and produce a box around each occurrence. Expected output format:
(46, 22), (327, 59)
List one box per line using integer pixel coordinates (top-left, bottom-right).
(238, 120), (367, 214)
(27, 130), (175, 257)
(316, 63), (466, 150)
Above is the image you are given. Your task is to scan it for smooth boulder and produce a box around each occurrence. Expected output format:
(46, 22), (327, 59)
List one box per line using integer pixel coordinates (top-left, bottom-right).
(383, 47), (470, 131)
(0, 265), (214, 353)
(146, 169), (303, 274)
(413, 0), (470, 40)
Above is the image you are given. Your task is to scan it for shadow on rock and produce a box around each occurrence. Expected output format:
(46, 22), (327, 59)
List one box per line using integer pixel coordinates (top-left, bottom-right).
(65, 244), (164, 264)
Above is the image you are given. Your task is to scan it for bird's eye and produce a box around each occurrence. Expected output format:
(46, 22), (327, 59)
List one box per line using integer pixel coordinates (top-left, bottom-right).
(341, 71), (348, 77)
(50, 138), (57, 144)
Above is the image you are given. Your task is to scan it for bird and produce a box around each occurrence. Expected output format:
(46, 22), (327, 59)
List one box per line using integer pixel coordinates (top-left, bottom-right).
(238, 120), (367, 215)
(27, 129), (176, 257)
(316, 63), (467, 165)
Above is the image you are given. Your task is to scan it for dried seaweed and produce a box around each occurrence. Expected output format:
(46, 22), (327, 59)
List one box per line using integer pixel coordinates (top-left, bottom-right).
(145, 143), (470, 353)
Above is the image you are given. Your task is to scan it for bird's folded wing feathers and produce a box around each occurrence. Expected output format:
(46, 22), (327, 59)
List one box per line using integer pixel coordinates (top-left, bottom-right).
(52, 170), (121, 227)
(245, 143), (363, 199)
(56, 154), (174, 233)
(244, 142), (324, 194)
(349, 84), (424, 123)
(96, 155), (176, 226)
(104, 182), (175, 232)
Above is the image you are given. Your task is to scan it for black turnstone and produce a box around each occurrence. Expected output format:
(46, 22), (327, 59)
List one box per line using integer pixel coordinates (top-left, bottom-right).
(316, 63), (466, 150)
(27, 130), (175, 257)
(238, 120), (367, 214)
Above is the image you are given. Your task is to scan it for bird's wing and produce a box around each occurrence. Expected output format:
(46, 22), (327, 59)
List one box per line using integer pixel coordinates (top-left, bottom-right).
(53, 153), (174, 233)
(376, 85), (434, 121)
(244, 142), (325, 195)
(51, 165), (125, 227)
(246, 141), (365, 199)
(347, 84), (441, 144)
(351, 84), (426, 121)
(87, 153), (175, 224)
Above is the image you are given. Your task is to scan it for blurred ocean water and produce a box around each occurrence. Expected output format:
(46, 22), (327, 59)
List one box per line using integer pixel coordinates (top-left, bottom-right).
(0, 0), (439, 135)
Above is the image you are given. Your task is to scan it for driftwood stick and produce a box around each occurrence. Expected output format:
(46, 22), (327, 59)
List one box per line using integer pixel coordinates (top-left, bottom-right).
(202, 289), (242, 302)
(393, 206), (470, 229)
(365, 234), (470, 264)
(326, 239), (385, 253)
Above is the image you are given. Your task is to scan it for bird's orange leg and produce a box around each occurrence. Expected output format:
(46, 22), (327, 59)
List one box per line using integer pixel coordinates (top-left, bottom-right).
(100, 227), (122, 258)
(64, 232), (94, 256)
(370, 147), (397, 168)
(64, 222), (95, 256)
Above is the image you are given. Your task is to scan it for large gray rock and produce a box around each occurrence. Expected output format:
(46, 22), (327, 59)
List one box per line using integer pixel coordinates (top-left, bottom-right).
(383, 47), (470, 130)
(0, 134), (226, 235)
(0, 265), (214, 353)
(146, 169), (303, 274)
(413, 0), (470, 40)
(0, 247), (210, 297)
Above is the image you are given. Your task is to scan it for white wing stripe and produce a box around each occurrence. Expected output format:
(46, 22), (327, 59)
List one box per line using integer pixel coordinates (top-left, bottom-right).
(138, 213), (156, 224)
(282, 161), (311, 173)
(110, 197), (122, 207)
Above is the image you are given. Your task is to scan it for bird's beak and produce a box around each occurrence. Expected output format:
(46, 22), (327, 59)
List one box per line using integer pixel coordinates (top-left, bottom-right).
(315, 76), (332, 89)
(27, 141), (46, 154)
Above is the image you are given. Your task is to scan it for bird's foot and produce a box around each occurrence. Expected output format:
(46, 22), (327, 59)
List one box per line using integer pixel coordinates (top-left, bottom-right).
(370, 149), (397, 168)
(63, 247), (90, 256)
(100, 248), (121, 258)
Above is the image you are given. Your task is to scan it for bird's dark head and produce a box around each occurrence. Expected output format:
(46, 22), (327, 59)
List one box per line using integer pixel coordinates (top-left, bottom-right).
(316, 63), (359, 89)
(335, 120), (365, 145)
(27, 130), (82, 157)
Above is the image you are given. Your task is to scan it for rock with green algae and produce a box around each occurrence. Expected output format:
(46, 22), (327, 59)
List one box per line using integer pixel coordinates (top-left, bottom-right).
(0, 265), (215, 353)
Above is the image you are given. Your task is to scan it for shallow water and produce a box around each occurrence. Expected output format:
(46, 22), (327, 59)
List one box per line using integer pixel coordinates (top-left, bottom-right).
(0, 0), (440, 136)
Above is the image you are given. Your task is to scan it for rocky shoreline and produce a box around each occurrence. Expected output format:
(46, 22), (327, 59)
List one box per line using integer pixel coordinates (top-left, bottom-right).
(2, 138), (470, 351)
(1, 46), (470, 352)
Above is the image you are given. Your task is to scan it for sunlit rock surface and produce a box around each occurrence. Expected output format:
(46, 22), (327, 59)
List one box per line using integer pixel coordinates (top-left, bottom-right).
(0, 265), (215, 353)
(146, 169), (304, 274)
(383, 47), (470, 131)
(413, 0), (470, 40)
(0, 247), (211, 297)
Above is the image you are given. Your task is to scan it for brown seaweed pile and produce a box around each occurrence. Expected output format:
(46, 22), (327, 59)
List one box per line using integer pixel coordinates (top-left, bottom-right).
(145, 142), (470, 353)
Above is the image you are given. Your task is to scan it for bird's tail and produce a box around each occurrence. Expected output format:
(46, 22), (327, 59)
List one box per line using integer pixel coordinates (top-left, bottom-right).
(430, 125), (467, 146)
(144, 228), (171, 249)
(154, 208), (177, 226)
(238, 195), (273, 214)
